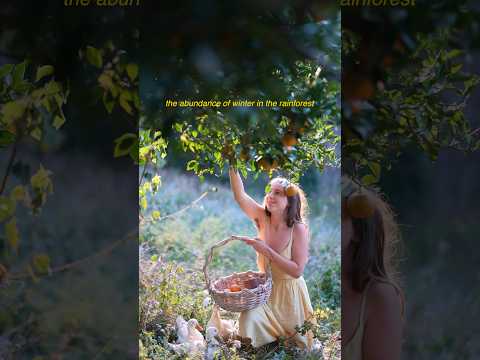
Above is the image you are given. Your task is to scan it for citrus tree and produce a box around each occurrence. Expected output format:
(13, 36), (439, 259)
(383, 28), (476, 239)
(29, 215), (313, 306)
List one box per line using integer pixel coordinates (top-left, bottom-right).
(342, 5), (480, 185)
(139, 12), (341, 217)
(0, 61), (68, 279)
(171, 59), (339, 179)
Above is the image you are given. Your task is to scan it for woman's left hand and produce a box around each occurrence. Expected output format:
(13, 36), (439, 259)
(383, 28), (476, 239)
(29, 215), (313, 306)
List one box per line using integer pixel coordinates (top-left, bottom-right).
(236, 236), (271, 257)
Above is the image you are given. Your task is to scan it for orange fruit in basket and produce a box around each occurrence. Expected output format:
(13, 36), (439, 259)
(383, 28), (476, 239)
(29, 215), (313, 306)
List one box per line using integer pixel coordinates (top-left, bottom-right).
(230, 285), (242, 292)
(245, 278), (259, 289)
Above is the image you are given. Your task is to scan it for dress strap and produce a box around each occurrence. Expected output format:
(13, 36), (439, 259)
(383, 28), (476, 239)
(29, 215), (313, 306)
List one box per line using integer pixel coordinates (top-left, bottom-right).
(358, 280), (374, 327)
(283, 224), (294, 255)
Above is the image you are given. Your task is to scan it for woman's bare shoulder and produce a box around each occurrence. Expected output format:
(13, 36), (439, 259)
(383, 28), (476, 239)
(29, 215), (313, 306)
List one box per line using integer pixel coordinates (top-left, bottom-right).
(293, 221), (308, 231)
(292, 222), (308, 237)
(366, 280), (402, 316)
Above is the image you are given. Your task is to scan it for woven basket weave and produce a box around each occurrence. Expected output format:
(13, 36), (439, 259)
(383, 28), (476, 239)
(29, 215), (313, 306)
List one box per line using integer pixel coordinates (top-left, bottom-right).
(203, 235), (272, 312)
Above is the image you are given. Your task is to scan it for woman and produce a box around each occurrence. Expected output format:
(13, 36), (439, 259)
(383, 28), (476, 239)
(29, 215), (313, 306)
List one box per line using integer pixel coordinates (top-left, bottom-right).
(341, 177), (404, 360)
(229, 166), (315, 349)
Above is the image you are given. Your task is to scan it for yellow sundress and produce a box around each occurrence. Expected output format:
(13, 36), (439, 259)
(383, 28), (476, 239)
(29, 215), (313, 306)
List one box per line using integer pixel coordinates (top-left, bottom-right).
(238, 226), (315, 349)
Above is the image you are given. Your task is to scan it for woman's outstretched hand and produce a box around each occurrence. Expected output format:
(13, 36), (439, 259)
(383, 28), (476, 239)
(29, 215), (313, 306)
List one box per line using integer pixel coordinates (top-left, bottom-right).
(236, 236), (272, 258)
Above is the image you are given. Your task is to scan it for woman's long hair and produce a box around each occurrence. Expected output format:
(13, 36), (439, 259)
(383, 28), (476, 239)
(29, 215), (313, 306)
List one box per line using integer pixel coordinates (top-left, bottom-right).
(342, 176), (404, 312)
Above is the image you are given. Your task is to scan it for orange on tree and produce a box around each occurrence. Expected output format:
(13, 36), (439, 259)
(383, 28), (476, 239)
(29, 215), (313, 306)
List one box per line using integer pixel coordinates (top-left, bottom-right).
(285, 184), (298, 197)
(240, 149), (250, 161)
(356, 78), (375, 100)
(346, 192), (375, 219)
(258, 158), (270, 170)
(221, 143), (235, 161)
(258, 158), (277, 171)
(281, 133), (297, 147)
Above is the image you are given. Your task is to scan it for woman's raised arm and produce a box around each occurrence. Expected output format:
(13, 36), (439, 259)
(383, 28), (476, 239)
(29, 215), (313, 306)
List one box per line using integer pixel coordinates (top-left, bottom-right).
(229, 167), (264, 221)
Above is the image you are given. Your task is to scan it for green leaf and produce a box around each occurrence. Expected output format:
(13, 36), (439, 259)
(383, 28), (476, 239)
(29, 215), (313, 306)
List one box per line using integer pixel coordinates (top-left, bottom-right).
(444, 49), (462, 60)
(129, 138), (139, 164)
(103, 93), (115, 114)
(119, 91), (133, 115)
(5, 218), (19, 253)
(31, 165), (53, 193)
(86, 46), (103, 68)
(174, 123), (183, 132)
(114, 133), (137, 158)
(265, 183), (272, 194)
(44, 81), (61, 95)
(140, 196), (147, 210)
(41, 98), (52, 112)
(2, 100), (27, 125)
(54, 94), (64, 109)
(186, 160), (198, 171)
(0, 196), (16, 222)
(32, 253), (50, 274)
(151, 175), (161, 187)
(12, 61), (28, 89)
(240, 166), (247, 178)
(133, 92), (141, 110)
(36, 65), (54, 82)
(98, 72), (114, 90)
(0, 64), (14, 79)
(0, 131), (15, 148)
(450, 63), (462, 74)
(367, 162), (381, 179)
(463, 76), (480, 95)
(361, 174), (377, 186)
(30, 127), (42, 141)
(152, 210), (160, 220)
(126, 63), (138, 81)
(11, 185), (25, 202)
(53, 115), (66, 130)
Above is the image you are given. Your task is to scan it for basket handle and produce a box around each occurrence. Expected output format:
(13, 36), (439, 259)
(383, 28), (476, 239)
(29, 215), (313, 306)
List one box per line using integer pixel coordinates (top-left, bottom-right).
(203, 235), (271, 291)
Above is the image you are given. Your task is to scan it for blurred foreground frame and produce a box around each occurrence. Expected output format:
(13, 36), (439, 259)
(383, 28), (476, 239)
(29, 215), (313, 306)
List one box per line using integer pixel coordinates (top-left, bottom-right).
(342, 1), (480, 359)
(0, 1), (140, 359)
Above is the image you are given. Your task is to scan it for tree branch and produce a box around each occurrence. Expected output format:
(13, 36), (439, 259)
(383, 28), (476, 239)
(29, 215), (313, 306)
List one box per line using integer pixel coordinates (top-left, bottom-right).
(9, 228), (138, 280)
(140, 189), (211, 225)
(0, 139), (19, 195)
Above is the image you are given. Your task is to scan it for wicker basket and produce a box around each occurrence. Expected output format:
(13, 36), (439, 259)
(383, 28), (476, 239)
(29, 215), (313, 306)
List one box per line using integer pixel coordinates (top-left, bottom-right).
(203, 235), (272, 312)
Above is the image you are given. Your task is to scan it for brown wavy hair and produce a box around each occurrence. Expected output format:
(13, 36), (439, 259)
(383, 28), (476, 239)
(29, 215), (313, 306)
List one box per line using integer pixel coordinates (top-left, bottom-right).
(342, 177), (404, 311)
(263, 178), (309, 228)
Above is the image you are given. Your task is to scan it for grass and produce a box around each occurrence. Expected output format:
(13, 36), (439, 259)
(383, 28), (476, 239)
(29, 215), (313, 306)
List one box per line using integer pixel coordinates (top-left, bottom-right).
(140, 168), (340, 359)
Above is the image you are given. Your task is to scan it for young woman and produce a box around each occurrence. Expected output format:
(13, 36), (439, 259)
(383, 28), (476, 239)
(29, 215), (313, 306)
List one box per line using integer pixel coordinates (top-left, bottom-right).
(341, 176), (404, 360)
(229, 167), (315, 349)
